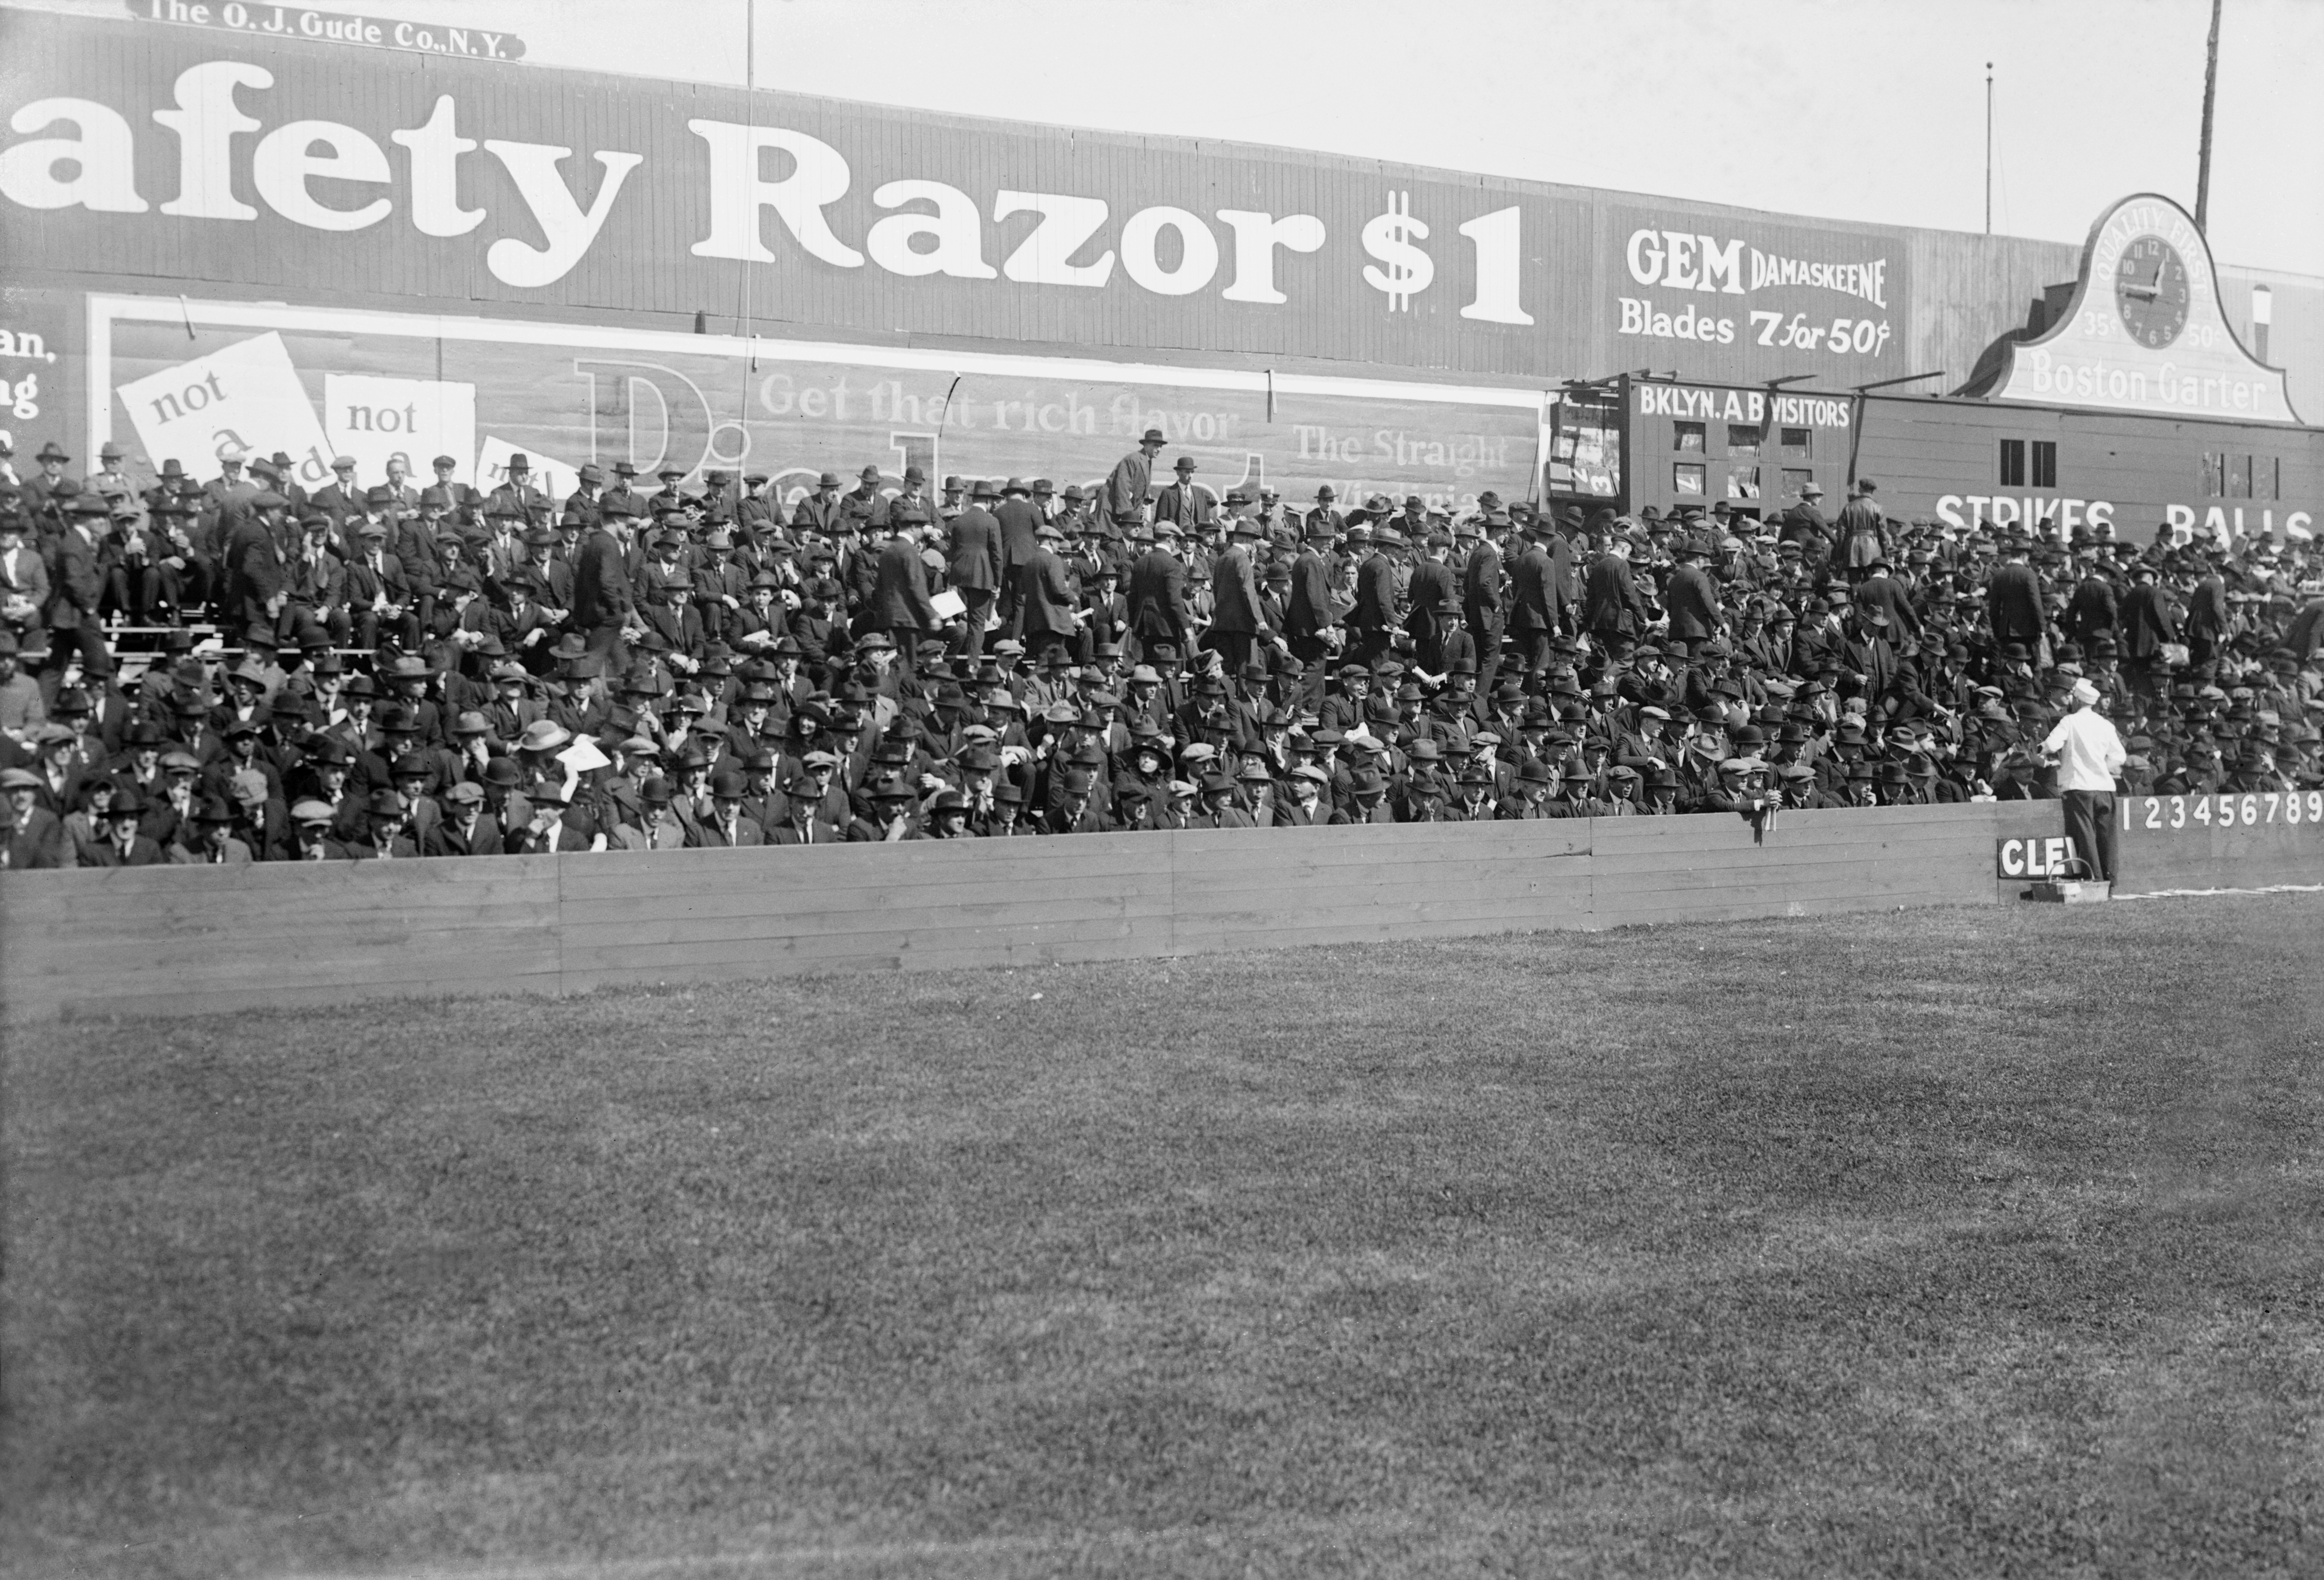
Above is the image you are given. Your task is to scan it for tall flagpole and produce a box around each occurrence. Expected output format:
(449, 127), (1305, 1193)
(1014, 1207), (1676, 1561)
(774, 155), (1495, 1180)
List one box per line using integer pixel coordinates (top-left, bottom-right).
(2195, 0), (2222, 233)
(1983, 63), (1993, 235)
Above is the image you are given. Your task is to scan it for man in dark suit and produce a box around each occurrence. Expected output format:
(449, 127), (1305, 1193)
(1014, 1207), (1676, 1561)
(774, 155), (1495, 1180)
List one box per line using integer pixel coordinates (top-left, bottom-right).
(1018, 522), (1081, 666)
(2064, 554), (2119, 648)
(1150, 457), (1214, 533)
(1, 766), (67, 866)
(1661, 539), (1724, 657)
(560, 464), (606, 530)
(946, 479), (1005, 659)
(1779, 481), (1833, 576)
(46, 496), (114, 700)
(1508, 520), (1564, 674)
(310, 456), (366, 528)
(1854, 556), (1922, 649)
(684, 770), (768, 847)
(485, 453), (551, 523)
(79, 787), (167, 866)
(1548, 514), (1582, 621)
(2117, 561), (2179, 698)
(2183, 552), (2231, 673)
(571, 499), (639, 663)
(1985, 541), (2048, 656)
(1582, 537), (1650, 649)
(1401, 533), (1458, 665)
(423, 782), (504, 857)
(1345, 526), (1398, 670)
(1207, 518), (1270, 675)
(790, 472), (847, 536)
(990, 478), (1044, 634)
(1126, 525), (1194, 662)
(1283, 522), (1338, 708)
(281, 510), (349, 648)
(1462, 521), (1506, 696)
(344, 520), (418, 651)
(872, 518), (939, 670)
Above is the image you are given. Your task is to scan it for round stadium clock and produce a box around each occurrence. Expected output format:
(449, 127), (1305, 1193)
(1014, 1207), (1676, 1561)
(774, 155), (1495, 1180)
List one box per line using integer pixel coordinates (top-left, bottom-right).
(2113, 234), (2190, 349)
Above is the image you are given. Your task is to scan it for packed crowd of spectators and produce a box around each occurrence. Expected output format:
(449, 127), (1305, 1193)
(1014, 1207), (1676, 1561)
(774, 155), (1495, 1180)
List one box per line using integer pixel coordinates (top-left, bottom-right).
(2, 422), (2320, 864)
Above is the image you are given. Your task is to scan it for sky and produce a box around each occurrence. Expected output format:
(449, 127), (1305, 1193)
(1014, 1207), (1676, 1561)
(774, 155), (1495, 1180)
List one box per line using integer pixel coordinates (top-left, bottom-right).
(25, 0), (2323, 273)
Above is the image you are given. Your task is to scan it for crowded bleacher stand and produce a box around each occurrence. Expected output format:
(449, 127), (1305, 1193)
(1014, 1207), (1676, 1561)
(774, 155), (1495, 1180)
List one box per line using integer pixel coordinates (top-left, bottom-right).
(1, 421), (2319, 864)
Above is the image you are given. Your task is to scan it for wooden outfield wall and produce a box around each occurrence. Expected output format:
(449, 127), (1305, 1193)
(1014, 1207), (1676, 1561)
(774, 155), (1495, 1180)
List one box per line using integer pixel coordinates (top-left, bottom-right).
(4, 798), (2319, 1025)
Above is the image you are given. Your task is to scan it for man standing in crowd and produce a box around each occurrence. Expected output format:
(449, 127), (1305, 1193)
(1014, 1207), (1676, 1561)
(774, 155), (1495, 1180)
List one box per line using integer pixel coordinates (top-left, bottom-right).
(991, 479), (1043, 635)
(1988, 538), (2048, 661)
(1836, 480), (1888, 584)
(1152, 457), (1212, 534)
(572, 498), (639, 663)
(1208, 515), (1270, 675)
(2042, 677), (2125, 885)
(1101, 428), (1166, 533)
(1127, 520), (1194, 662)
(945, 480), (1003, 661)
(874, 512), (940, 668)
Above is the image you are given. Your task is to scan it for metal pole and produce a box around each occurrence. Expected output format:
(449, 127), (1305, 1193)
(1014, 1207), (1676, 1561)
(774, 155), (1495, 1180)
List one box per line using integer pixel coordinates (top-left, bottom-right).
(739, 0), (755, 393)
(2195, 0), (2222, 233)
(1984, 63), (1992, 235)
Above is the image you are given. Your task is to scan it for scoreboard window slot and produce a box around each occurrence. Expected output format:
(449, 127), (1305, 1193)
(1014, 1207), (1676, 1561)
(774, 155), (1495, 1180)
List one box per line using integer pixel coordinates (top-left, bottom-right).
(1673, 462), (1706, 496)
(2000, 437), (2026, 488)
(1673, 421), (1706, 454)
(2032, 440), (2057, 489)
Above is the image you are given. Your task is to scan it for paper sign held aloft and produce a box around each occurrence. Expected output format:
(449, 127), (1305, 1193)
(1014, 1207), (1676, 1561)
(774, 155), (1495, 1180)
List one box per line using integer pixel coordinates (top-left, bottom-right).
(558, 736), (612, 775)
(115, 332), (333, 485)
(324, 374), (477, 489)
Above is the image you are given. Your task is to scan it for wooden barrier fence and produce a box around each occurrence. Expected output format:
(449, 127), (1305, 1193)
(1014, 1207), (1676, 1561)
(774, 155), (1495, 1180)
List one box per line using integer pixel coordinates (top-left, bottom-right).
(4, 799), (2316, 1024)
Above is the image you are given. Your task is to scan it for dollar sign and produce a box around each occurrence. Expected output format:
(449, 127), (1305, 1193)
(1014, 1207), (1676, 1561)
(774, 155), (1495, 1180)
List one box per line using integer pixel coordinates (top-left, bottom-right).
(1362, 191), (1433, 312)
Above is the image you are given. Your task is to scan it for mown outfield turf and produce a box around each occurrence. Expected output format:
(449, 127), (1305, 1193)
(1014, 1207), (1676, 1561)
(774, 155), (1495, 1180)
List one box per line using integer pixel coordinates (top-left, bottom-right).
(6, 893), (2323, 1578)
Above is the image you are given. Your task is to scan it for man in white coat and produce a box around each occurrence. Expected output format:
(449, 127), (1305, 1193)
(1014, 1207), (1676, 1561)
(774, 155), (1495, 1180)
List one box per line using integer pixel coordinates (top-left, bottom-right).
(2042, 677), (2125, 884)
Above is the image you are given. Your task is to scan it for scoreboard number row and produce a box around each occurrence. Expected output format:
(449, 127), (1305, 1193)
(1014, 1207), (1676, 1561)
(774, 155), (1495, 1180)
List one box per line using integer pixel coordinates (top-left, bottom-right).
(2125, 792), (2322, 831)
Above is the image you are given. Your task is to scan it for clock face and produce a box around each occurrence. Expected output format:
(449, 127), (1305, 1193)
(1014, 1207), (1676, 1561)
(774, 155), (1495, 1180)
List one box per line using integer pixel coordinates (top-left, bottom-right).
(2114, 235), (2190, 349)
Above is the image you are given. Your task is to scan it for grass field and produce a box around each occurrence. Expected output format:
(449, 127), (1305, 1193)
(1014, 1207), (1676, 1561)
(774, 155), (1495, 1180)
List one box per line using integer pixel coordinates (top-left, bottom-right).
(6, 893), (2324, 1579)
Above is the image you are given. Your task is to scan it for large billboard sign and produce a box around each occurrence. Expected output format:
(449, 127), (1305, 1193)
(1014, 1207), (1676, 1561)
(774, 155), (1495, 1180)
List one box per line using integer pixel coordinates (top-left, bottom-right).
(87, 295), (1547, 513)
(1609, 205), (1908, 382)
(0, 8), (1915, 386)
(1990, 193), (2300, 425)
